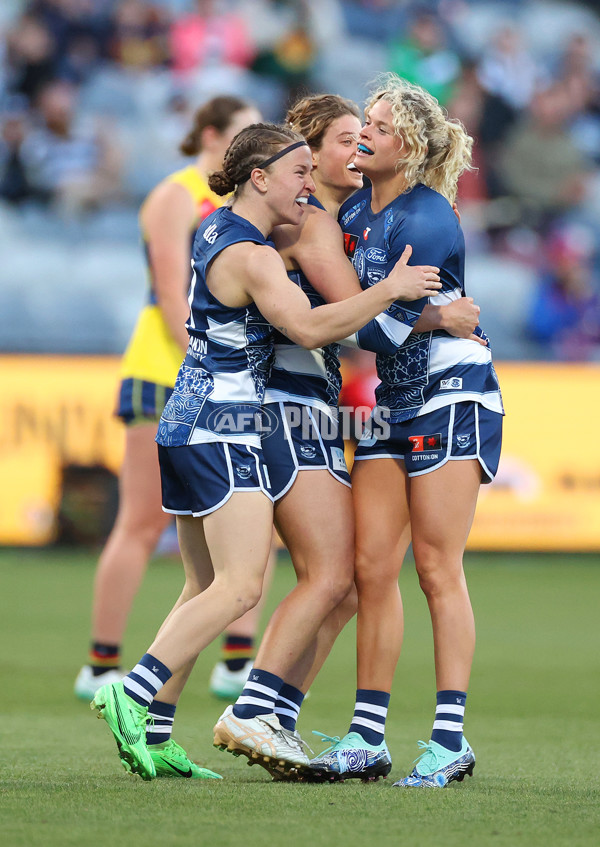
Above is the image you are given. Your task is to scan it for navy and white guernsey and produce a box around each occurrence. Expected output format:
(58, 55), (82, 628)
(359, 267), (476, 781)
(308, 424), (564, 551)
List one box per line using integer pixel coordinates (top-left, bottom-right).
(263, 194), (342, 419)
(338, 183), (503, 423)
(156, 206), (274, 448)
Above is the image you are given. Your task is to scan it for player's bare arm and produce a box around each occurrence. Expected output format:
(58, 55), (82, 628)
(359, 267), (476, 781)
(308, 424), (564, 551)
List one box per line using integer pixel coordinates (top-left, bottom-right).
(245, 246), (440, 349)
(141, 180), (196, 351)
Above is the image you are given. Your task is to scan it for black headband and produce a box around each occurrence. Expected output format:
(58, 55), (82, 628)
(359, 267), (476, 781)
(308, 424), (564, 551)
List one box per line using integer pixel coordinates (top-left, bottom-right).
(237, 140), (309, 184)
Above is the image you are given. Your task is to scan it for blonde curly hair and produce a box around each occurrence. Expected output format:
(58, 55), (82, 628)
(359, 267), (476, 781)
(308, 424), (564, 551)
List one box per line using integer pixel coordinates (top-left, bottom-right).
(366, 73), (473, 204)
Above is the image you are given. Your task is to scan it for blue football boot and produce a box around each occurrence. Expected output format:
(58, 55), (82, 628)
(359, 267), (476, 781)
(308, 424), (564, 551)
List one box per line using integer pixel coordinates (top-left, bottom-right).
(309, 731), (392, 782)
(393, 738), (475, 788)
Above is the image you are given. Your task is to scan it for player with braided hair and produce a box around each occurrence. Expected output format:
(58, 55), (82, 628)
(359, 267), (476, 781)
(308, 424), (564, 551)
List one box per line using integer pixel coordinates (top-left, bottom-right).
(90, 121), (443, 780)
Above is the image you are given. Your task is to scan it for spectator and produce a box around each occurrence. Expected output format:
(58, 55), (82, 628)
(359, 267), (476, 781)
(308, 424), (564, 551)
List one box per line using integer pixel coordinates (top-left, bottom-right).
(556, 33), (600, 164)
(245, 0), (316, 104)
(238, 0), (346, 110)
(169, 0), (255, 75)
(4, 12), (58, 103)
(387, 7), (461, 105)
(497, 82), (592, 227)
(526, 225), (600, 360)
(477, 24), (542, 112)
(108, 0), (171, 71)
(27, 0), (113, 83)
(20, 79), (123, 216)
(445, 60), (490, 204)
(0, 98), (49, 204)
(447, 59), (518, 205)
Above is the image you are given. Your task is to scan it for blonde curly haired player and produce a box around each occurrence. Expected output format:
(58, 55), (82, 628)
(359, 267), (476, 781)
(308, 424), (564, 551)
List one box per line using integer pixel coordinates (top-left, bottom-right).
(309, 74), (504, 787)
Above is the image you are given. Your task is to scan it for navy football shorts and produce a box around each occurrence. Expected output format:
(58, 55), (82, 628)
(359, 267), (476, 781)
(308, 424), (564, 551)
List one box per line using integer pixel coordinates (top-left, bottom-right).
(158, 440), (273, 516)
(261, 402), (351, 500)
(116, 377), (172, 425)
(354, 401), (502, 483)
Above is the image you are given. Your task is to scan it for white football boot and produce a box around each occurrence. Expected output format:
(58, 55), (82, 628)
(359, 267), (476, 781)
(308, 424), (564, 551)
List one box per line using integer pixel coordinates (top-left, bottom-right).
(74, 665), (126, 701)
(213, 705), (311, 777)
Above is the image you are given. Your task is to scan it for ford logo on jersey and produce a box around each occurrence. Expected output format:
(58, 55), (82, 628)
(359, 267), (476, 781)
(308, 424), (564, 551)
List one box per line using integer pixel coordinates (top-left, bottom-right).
(365, 248), (387, 263)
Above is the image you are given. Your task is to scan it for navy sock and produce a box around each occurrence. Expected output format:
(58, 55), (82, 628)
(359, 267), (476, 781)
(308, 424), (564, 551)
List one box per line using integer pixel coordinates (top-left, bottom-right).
(123, 653), (172, 707)
(430, 690), (467, 753)
(348, 689), (390, 746)
(274, 683), (305, 732)
(146, 700), (176, 745)
(232, 668), (283, 719)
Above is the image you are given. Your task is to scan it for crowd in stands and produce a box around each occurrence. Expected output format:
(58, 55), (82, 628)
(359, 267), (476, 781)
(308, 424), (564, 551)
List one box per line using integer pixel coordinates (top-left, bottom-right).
(1, 0), (600, 361)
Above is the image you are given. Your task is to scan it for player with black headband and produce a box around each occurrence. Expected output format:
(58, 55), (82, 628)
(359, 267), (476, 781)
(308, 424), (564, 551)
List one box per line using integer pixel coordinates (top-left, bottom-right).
(89, 122), (443, 780)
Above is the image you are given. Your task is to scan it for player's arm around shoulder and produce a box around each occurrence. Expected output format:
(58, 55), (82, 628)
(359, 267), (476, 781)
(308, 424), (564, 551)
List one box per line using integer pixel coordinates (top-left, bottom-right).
(242, 244), (314, 344)
(287, 206), (363, 302)
(244, 242), (436, 350)
(271, 203), (320, 257)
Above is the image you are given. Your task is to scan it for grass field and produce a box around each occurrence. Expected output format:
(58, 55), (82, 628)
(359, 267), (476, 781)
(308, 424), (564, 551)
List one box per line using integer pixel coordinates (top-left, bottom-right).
(1, 548), (599, 847)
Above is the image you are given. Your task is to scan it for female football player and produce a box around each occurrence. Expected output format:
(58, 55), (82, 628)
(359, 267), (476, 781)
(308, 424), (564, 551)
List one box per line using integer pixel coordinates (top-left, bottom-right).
(215, 94), (485, 779)
(310, 75), (504, 788)
(90, 121), (443, 781)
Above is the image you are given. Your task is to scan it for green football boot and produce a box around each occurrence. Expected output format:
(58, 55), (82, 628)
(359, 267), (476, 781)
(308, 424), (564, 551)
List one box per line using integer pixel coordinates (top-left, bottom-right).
(91, 681), (156, 781)
(149, 739), (223, 779)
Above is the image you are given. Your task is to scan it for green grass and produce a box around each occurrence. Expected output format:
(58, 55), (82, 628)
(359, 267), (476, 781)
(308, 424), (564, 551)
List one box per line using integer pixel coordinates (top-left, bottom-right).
(1, 548), (599, 847)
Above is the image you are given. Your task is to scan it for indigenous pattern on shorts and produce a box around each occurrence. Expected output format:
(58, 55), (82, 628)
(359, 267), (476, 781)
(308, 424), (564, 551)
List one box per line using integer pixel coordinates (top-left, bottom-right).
(156, 207), (274, 448)
(263, 195), (341, 420)
(339, 184), (503, 423)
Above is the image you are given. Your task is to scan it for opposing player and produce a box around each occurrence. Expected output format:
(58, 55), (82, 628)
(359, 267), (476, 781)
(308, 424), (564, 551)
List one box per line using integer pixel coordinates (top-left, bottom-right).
(213, 94), (485, 779)
(74, 96), (282, 778)
(309, 75), (504, 787)
(89, 122), (443, 781)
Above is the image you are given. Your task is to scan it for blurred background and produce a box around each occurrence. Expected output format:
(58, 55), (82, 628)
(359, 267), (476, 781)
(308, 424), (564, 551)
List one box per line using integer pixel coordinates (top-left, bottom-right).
(1, 0), (599, 551)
